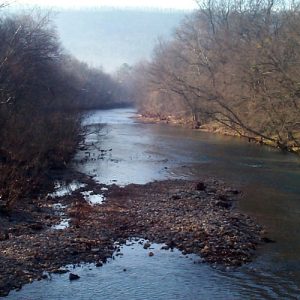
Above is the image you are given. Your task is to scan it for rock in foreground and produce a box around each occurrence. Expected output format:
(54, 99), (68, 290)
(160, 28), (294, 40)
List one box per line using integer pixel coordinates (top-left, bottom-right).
(0, 178), (264, 296)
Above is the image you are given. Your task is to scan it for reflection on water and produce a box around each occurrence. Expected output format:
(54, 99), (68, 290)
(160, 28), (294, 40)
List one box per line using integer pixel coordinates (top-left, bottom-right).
(7, 108), (300, 299)
(81, 191), (105, 205)
(48, 181), (86, 198)
(7, 241), (300, 299)
(51, 218), (70, 230)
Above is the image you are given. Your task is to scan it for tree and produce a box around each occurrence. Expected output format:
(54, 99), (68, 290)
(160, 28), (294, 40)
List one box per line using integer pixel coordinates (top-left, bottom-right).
(0, 11), (124, 210)
(131, 0), (300, 153)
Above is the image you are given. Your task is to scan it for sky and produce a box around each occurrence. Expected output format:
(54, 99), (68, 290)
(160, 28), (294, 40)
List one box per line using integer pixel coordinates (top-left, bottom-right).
(15, 0), (198, 10)
(8, 1), (196, 72)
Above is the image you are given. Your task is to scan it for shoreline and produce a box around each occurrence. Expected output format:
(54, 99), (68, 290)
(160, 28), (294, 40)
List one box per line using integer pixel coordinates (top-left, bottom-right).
(136, 114), (300, 155)
(0, 174), (267, 297)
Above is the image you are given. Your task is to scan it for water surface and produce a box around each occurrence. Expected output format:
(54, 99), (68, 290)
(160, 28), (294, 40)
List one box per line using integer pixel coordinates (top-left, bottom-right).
(7, 108), (300, 299)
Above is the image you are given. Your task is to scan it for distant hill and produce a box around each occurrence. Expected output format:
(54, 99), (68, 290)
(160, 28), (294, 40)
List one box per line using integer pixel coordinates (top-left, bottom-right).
(53, 9), (187, 73)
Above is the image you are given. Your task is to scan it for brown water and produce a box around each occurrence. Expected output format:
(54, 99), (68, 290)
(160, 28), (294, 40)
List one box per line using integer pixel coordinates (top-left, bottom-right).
(7, 108), (300, 299)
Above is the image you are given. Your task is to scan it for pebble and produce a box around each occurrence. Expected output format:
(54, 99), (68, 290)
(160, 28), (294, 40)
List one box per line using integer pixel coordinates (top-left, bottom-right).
(52, 269), (69, 274)
(69, 273), (80, 281)
(143, 242), (151, 249)
(0, 178), (265, 297)
(95, 262), (103, 267)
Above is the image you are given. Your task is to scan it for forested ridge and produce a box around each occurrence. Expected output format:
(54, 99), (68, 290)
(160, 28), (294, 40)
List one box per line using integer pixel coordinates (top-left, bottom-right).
(0, 7), (124, 210)
(129, 0), (300, 154)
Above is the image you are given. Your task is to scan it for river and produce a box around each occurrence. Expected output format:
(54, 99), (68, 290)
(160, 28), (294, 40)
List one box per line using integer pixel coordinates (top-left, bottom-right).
(7, 108), (300, 299)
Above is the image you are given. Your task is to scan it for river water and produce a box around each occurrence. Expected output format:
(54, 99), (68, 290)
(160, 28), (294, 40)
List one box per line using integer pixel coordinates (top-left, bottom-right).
(7, 108), (300, 299)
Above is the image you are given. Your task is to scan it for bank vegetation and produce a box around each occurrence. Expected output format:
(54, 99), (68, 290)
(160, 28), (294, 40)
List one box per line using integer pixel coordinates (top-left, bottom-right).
(0, 8), (124, 211)
(129, 0), (300, 154)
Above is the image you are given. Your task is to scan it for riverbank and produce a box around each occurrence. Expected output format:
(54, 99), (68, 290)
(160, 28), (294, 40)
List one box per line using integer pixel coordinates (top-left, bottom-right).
(0, 173), (266, 297)
(137, 114), (300, 155)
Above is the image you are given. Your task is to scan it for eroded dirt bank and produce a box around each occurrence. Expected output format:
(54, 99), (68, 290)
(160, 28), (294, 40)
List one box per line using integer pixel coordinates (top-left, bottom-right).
(0, 176), (265, 297)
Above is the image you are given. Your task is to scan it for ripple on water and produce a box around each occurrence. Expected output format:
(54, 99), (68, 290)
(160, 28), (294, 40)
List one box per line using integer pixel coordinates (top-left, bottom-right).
(8, 108), (300, 299)
(6, 240), (300, 300)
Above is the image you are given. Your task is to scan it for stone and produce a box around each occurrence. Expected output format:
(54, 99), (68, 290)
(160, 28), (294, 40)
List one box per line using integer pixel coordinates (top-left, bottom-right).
(0, 231), (8, 241)
(216, 201), (231, 209)
(91, 248), (100, 253)
(196, 182), (206, 191)
(262, 237), (276, 243)
(52, 269), (69, 274)
(143, 242), (151, 249)
(29, 223), (43, 231)
(218, 194), (228, 201)
(69, 273), (80, 281)
(161, 245), (170, 251)
(167, 240), (176, 249)
(226, 189), (239, 195)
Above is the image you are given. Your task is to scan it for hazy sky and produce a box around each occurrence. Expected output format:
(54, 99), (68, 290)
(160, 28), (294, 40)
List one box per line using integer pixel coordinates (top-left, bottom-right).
(17, 0), (198, 10)
(10, 1), (195, 72)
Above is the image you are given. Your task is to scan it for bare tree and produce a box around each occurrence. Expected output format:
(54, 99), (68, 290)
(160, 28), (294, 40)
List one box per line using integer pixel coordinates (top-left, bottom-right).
(0, 11), (124, 210)
(132, 0), (300, 153)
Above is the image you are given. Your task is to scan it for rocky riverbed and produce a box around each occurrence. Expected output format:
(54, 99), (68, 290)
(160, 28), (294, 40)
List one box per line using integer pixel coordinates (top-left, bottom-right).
(0, 175), (266, 297)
